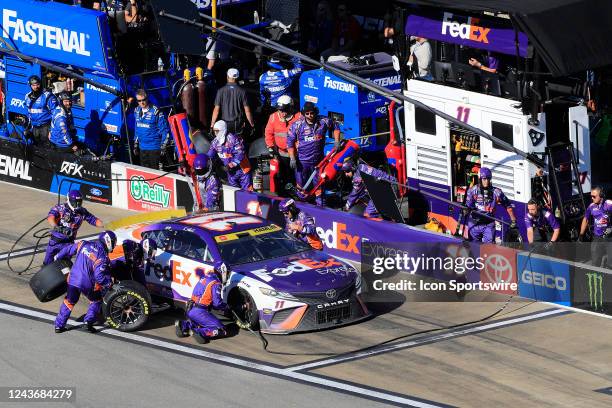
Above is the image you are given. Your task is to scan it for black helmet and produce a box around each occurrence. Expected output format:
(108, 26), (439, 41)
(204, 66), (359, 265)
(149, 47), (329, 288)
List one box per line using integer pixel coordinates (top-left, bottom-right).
(57, 92), (72, 102)
(301, 101), (318, 116)
(28, 75), (41, 86)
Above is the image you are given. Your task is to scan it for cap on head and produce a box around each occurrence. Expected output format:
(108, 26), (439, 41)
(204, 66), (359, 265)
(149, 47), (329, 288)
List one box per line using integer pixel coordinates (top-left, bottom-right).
(140, 238), (157, 260)
(98, 230), (117, 253)
(67, 189), (83, 211)
(28, 75), (41, 86)
(267, 55), (284, 70)
(479, 167), (492, 180)
(279, 198), (296, 213)
(227, 68), (239, 79)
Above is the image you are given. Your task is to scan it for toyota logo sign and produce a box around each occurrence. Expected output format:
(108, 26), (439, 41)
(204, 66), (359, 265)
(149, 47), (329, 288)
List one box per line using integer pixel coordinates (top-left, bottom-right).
(484, 254), (512, 283)
(325, 289), (337, 299)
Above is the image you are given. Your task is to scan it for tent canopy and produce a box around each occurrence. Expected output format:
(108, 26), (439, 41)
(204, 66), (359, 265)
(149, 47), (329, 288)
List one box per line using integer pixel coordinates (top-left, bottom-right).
(395, 0), (612, 76)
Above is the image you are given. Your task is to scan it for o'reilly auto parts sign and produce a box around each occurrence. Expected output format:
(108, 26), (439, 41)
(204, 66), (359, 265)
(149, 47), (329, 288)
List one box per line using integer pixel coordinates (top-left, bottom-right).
(127, 167), (175, 212)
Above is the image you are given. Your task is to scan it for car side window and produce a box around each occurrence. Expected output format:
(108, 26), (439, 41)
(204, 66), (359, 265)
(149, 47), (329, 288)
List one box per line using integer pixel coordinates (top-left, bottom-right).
(169, 230), (209, 262)
(141, 230), (171, 250)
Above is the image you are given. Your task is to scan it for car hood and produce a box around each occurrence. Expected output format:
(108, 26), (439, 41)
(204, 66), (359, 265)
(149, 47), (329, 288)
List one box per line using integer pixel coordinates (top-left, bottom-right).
(230, 250), (357, 293)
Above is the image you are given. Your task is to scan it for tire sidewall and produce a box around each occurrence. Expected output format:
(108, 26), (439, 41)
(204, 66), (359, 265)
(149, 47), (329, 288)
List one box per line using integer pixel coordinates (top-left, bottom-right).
(103, 280), (151, 332)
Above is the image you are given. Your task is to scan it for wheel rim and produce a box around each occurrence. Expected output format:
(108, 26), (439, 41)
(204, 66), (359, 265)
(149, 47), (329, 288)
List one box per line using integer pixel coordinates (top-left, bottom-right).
(109, 294), (145, 326)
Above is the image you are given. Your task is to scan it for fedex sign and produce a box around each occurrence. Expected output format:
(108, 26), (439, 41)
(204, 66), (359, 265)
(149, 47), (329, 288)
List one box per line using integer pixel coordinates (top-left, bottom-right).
(441, 12), (490, 44)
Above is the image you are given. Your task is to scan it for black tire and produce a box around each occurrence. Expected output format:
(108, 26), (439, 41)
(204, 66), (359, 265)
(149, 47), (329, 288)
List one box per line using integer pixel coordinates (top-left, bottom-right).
(229, 288), (259, 330)
(102, 280), (152, 332)
(29, 260), (72, 302)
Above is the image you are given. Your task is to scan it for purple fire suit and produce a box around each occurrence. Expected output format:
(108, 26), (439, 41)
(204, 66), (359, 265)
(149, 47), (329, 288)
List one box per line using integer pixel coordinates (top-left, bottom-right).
(524, 209), (560, 242)
(283, 210), (323, 250)
(345, 164), (397, 218)
(465, 185), (512, 243)
(185, 275), (226, 338)
(206, 133), (252, 190)
(585, 199), (612, 267)
(287, 116), (338, 187)
(195, 174), (221, 211)
(44, 203), (101, 265)
(54, 241), (112, 329)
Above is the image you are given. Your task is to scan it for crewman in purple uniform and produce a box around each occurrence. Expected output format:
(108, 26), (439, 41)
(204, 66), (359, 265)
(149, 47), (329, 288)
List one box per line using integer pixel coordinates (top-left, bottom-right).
(524, 199), (561, 243)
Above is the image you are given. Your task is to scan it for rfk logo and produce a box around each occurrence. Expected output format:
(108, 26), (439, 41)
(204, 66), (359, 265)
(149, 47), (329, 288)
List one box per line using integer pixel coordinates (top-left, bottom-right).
(60, 161), (84, 177)
(10, 98), (25, 108)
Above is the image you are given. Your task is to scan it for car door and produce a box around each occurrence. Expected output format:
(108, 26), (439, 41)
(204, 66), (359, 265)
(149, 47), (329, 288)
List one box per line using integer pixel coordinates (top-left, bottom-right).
(142, 229), (214, 300)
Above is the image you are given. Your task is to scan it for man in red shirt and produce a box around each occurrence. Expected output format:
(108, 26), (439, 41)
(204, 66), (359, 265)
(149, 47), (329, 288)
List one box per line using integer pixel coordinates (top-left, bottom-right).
(264, 95), (301, 195)
(321, 3), (362, 61)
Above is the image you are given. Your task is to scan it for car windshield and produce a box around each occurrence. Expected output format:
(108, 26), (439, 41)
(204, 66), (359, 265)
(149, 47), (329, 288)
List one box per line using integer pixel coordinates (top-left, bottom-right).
(216, 227), (312, 266)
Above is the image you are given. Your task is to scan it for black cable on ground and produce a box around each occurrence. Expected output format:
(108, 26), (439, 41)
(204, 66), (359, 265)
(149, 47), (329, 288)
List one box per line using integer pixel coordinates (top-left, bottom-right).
(6, 218), (50, 275)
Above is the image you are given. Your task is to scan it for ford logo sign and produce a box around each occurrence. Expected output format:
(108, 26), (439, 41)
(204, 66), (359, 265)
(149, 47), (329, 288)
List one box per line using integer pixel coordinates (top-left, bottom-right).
(90, 188), (102, 197)
(325, 289), (337, 299)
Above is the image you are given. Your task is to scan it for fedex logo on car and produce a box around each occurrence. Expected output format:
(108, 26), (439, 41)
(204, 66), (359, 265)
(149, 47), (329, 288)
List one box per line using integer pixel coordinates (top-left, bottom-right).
(323, 76), (356, 94)
(316, 222), (360, 254)
(441, 12), (490, 44)
(2, 9), (91, 56)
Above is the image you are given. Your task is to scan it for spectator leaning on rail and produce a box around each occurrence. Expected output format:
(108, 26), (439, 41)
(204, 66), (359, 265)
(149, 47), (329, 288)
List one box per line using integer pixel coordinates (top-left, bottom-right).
(24, 75), (58, 147)
(49, 92), (78, 153)
(44, 190), (104, 265)
(210, 68), (255, 135)
(53, 231), (117, 334)
(579, 186), (612, 268)
(132, 89), (170, 170)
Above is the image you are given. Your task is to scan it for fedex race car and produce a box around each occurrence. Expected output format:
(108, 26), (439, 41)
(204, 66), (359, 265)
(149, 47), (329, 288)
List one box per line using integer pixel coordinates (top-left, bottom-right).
(111, 211), (370, 334)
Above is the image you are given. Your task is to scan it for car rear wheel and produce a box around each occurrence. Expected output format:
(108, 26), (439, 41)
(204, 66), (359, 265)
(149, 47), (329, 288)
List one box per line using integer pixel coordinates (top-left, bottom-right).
(229, 288), (259, 330)
(29, 259), (72, 302)
(103, 280), (152, 332)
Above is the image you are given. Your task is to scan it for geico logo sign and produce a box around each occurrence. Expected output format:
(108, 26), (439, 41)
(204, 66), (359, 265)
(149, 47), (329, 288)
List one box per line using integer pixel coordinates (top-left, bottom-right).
(372, 75), (401, 87)
(316, 222), (360, 254)
(323, 76), (356, 94)
(521, 270), (566, 290)
(0, 154), (32, 181)
(10, 98), (25, 108)
(2, 10), (91, 56)
(60, 161), (83, 177)
(441, 12), (490, 44)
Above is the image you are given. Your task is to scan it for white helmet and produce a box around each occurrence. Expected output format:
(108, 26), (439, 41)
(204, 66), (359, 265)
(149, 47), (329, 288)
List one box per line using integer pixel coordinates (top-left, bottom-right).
(213, 120), (228, 144)
(276, 95), (293, 111)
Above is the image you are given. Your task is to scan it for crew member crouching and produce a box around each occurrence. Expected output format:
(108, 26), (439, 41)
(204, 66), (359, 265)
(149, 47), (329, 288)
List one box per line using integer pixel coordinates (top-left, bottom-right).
(279, 198), (323, 250)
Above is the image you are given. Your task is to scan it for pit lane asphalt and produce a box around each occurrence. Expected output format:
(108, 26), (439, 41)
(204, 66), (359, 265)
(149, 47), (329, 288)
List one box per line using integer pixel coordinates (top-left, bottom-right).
(1, 182), (612, 407)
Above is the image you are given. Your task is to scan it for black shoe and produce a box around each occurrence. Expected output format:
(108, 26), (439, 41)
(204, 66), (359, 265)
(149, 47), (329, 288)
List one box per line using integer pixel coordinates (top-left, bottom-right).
(193, 332), (209, 344)
(85, 322), (97, 333)
(54, 326), (67, 334)
(175, 320), (189, 338)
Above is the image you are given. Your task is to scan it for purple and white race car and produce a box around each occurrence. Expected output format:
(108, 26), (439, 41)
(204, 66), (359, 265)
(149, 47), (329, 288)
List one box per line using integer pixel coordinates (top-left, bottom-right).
(114, 211), (370, 334)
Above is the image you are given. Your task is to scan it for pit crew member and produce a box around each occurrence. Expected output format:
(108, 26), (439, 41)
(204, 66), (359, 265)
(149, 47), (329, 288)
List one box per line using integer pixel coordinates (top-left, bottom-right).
(24, 75), (58, 147)
(259, 56), (303, 109)
(279, 198), (323, 250)
(44, 190), (104, 265)
(342, 159), (397, 219)
(579, 186), (612, 267)
(49, 92), (78, 153)
(53, 231), (117, 333)
(206, 120), (253, 191)
(133, 89), (170, 170)
(524, 199), (560, 244)
(192, 154), (221, 211)
(111, 238), (157, 286)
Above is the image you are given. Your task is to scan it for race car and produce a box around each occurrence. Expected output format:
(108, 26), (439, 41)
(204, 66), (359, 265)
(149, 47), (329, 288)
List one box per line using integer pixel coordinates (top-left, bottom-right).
(113, 211), (370, 334)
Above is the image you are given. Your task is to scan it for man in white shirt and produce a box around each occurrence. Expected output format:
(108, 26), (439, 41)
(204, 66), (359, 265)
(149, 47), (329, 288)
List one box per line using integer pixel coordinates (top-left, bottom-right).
(408, 37), (433, 81)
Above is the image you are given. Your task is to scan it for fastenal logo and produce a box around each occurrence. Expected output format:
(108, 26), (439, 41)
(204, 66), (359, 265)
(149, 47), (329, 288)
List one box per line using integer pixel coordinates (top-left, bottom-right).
(0, 154), (32, 181)
(441, 12), (490, 44)
(586, 272), (603, 310)
(372, 75), (401, 87)
(2, 9), (91, 56)
(129, 176), (171, 207)
(323, 76), (356, 94)
(10, 98), (25, 108)
(484, 254), (512, 283)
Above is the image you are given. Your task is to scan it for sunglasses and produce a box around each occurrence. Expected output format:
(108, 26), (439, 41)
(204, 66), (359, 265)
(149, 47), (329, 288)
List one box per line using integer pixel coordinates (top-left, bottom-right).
(137, 98), (147, 102)
(304, 111), (316, 116)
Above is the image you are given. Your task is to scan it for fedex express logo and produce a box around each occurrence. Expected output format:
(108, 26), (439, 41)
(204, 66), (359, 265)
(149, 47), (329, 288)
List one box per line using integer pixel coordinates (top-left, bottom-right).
(441, 12), (490, 44)
(252, 258), (343, 282)
(2, 9), (91, 56)
(316, 222), (360, 254)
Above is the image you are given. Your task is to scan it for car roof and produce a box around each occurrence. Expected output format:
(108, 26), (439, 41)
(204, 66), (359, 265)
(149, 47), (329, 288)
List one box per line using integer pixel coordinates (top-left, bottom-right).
(169, 211), (274, 237)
